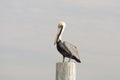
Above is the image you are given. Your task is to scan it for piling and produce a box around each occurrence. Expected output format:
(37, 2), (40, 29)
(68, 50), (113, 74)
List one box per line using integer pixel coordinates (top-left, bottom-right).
(56, 62), (76, 80)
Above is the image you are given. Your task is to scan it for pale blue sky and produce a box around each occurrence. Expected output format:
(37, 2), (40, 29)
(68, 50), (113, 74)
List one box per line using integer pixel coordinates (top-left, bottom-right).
(0, 0), (120, 80)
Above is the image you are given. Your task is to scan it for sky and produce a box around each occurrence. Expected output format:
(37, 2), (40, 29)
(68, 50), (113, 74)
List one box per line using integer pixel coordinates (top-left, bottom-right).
(0, 0), (120, 80)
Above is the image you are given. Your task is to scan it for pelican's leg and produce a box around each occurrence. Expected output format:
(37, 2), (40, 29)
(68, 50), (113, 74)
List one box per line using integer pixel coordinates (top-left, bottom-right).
(68, 55), (72, 62)
(63, 56), (65, 62)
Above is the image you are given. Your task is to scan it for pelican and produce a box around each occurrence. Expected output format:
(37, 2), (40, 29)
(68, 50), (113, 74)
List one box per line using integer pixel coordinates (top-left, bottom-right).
(54, 21), (81, 63)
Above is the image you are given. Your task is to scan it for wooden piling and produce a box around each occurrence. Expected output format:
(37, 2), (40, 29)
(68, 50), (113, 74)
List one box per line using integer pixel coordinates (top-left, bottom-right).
(56, 62), (76, 80)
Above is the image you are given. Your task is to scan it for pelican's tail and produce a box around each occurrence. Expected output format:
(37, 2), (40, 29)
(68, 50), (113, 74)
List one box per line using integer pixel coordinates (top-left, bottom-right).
(73, 57), (81, 63)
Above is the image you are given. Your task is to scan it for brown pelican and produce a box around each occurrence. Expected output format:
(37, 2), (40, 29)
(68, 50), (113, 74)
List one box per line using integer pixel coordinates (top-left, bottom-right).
(54, 21), (81, 63)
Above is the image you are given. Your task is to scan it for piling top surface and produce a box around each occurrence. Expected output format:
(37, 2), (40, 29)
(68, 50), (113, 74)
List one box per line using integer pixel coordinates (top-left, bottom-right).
(56, 62), (76, 65)
(57, 62), (75, 64)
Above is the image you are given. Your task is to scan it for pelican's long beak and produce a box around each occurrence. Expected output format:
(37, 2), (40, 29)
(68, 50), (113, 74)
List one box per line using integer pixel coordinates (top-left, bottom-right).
(54, 27), (61, 45)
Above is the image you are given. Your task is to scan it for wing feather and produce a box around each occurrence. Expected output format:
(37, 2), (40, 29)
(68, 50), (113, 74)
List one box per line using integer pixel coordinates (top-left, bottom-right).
(63, 41), (80, 60)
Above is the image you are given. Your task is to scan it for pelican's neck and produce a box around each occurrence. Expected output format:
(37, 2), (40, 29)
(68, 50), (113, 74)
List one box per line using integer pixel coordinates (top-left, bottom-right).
(57, 26), (65, 42)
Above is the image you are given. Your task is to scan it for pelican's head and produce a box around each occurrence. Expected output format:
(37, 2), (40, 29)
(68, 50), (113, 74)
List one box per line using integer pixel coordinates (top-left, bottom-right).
(58, 21), (66, 28)
(54, 21), (66, 45)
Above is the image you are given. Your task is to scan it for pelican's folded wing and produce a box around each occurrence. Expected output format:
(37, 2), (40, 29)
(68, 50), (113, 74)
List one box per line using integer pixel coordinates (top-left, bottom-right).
(63, 41), (80, 60)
